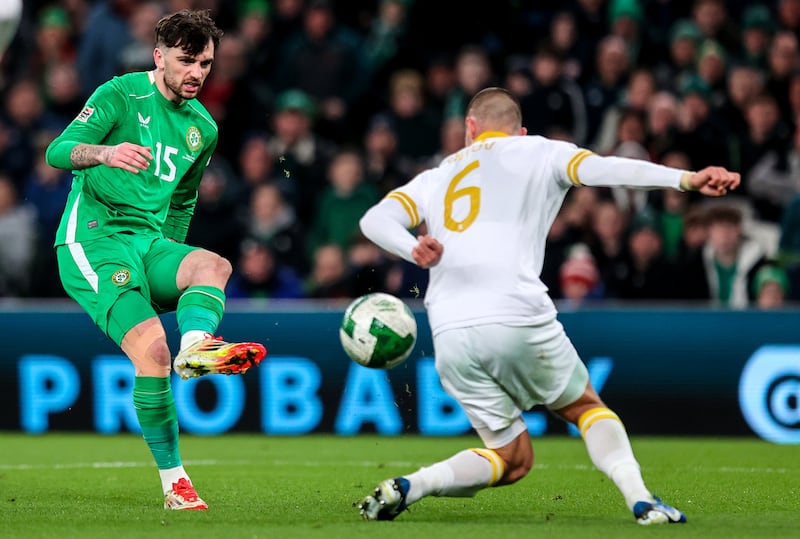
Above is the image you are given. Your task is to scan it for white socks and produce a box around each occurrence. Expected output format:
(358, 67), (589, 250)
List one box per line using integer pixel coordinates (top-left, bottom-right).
(578, 407), (654, 510)
(404, 448), (505, 505)
(179, 330), (208, 352)
(159, 465), (189, 494)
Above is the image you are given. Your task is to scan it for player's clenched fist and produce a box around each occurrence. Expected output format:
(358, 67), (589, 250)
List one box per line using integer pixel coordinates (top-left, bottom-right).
(684, 166), (740, 197)
(412, 235), (443, 268)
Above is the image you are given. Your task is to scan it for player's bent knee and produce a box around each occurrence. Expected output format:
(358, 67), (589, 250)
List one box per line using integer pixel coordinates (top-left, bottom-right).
(121, 318), (171, 376)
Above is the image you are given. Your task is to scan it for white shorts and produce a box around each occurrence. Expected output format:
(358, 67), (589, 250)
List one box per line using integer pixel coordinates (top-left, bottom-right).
(433, 319), (588, 448)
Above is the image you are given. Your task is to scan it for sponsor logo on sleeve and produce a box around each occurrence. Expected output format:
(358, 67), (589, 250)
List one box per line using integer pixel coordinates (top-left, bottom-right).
(76, 106), (95, 122)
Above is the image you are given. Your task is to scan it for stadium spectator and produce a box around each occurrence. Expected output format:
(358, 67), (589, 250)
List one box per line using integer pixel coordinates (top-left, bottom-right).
(582, 35), (631, 147)
(734, 4), (774, 71)
(594, 67), (656, 154)
(346, 232), (392, 297)
(265, 88), (339, 224)
(0, 171), (36, 297)
(519, 44), (587, 144)
(31, 5), (76, 80)
(653, 151), (698, 263)
(235, 133), (282, 202)
(690, 0), (739, 53)
(571, 0), (610, 81)
(558, 243), (603, 306)
(695, 204), (769, 308)
(360, 0), (413, 86)
(736, 93), (791, 196)
(606, 0), (648, 68)
(652, 18), (702, 94)
(242, 182), (308, 275)
(40, 61), (84, 130)
(422, 53), (457, 121)
(183, 163), (244, 265)
(225, 237), (306, 300)
(751, 263), (791, 309)
(717, 64), (766, 140)
(588, 199), (629, 298)
(380, 68), (442, 165)
(1, 78), (47, 186)
(764, 30), (800, 121)
(547, 10), (585, 82)
(75, 0), (138, 97)
(362, 112), (415, 195)
(119, 2), (164, 73)
(306, 148), (379, 258)
(645, 90), (681, 162)
(778, 0), (800, 36)
(442, 44), (496, 119)
(778, 194), (800, 300)
(614, 208), (676, 300)
(671, 204), (712, 300)
(674, 75), (730, 171)
(747, 118), (800, 224)
(22, 130), (71, 298)
(305, 242), (351, 298)
(273, 0), (365, 143)
(695, 39), (728, 108)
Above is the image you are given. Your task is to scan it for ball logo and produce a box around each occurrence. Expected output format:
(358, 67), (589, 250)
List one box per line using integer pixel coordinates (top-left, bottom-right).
(111, 269), (131, 286)
(738, 345), (800, 444)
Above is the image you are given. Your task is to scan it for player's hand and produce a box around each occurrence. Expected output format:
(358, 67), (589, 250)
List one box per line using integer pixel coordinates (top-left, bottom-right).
(684, 166), (740, 197)
(412, 235), (443, 268)
(102, 142), (153, 174)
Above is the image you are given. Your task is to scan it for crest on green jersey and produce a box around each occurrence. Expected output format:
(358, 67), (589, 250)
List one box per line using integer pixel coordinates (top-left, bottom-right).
(186, 126), (202, 152)
(111, 269), (131, 286)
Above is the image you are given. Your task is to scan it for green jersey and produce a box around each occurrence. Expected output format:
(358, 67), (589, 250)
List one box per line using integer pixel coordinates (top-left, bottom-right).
(48, 71), (218, 246)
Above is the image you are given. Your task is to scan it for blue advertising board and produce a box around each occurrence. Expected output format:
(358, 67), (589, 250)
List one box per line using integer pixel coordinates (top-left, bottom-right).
(1, 301), (798, 443)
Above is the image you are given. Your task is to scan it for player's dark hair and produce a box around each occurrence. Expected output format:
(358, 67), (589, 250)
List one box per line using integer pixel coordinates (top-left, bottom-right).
(155, 9), (223, 55)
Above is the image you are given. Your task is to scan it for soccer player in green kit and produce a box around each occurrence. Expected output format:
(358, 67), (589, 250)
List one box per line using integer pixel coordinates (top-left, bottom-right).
(46, 10), (266, 510)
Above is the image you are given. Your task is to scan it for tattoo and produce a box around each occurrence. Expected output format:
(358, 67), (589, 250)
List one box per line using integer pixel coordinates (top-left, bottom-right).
(70, 144), (110, 169)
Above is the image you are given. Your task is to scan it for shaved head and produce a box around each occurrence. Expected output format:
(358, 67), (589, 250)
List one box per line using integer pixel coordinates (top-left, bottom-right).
(465, 87), (523, 132)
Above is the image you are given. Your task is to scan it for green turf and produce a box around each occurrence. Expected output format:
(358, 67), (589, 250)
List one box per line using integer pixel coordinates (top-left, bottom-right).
(1, 434), (797, 539)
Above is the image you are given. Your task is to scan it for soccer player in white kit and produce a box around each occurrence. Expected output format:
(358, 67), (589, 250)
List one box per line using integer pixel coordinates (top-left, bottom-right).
(357, 87), (740, 525)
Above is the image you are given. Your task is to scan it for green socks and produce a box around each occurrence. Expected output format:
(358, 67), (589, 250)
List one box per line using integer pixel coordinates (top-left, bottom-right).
(176, 285), (225, 335)
(133, 376), (180, 470)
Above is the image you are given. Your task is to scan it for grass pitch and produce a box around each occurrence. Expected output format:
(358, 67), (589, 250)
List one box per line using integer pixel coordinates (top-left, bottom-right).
(1, 434), (797, 539)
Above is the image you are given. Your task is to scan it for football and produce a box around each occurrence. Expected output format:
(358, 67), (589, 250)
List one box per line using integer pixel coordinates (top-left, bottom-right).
(339, 292), (417, 369)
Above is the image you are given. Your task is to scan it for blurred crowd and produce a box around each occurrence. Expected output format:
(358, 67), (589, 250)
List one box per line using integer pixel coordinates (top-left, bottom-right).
(1, 0), (799, 309)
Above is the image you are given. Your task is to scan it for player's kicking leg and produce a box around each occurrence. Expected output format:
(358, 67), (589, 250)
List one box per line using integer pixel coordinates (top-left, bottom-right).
(554, 386), (687, 525)
(173, 333), (266, 379)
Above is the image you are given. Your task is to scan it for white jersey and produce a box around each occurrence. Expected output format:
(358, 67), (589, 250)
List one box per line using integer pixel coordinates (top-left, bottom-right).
(359, 132), (685, 335)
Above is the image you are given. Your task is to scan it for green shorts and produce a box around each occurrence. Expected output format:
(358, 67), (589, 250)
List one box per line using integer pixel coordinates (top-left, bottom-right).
(56, 234), (199, 345)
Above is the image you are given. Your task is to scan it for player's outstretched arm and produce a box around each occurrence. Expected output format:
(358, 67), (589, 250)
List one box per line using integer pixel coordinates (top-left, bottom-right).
(680, 166), (741, 197)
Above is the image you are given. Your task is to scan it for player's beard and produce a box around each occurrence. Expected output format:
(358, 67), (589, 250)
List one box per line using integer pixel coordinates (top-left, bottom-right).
(163, 69), (203, 102)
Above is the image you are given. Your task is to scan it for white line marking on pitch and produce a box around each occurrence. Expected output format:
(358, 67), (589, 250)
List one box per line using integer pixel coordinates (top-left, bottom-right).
(0, 460), (793, 474)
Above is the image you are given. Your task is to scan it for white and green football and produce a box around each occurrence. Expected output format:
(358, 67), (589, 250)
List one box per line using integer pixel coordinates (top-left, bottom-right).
(340, 292), (417, 369)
